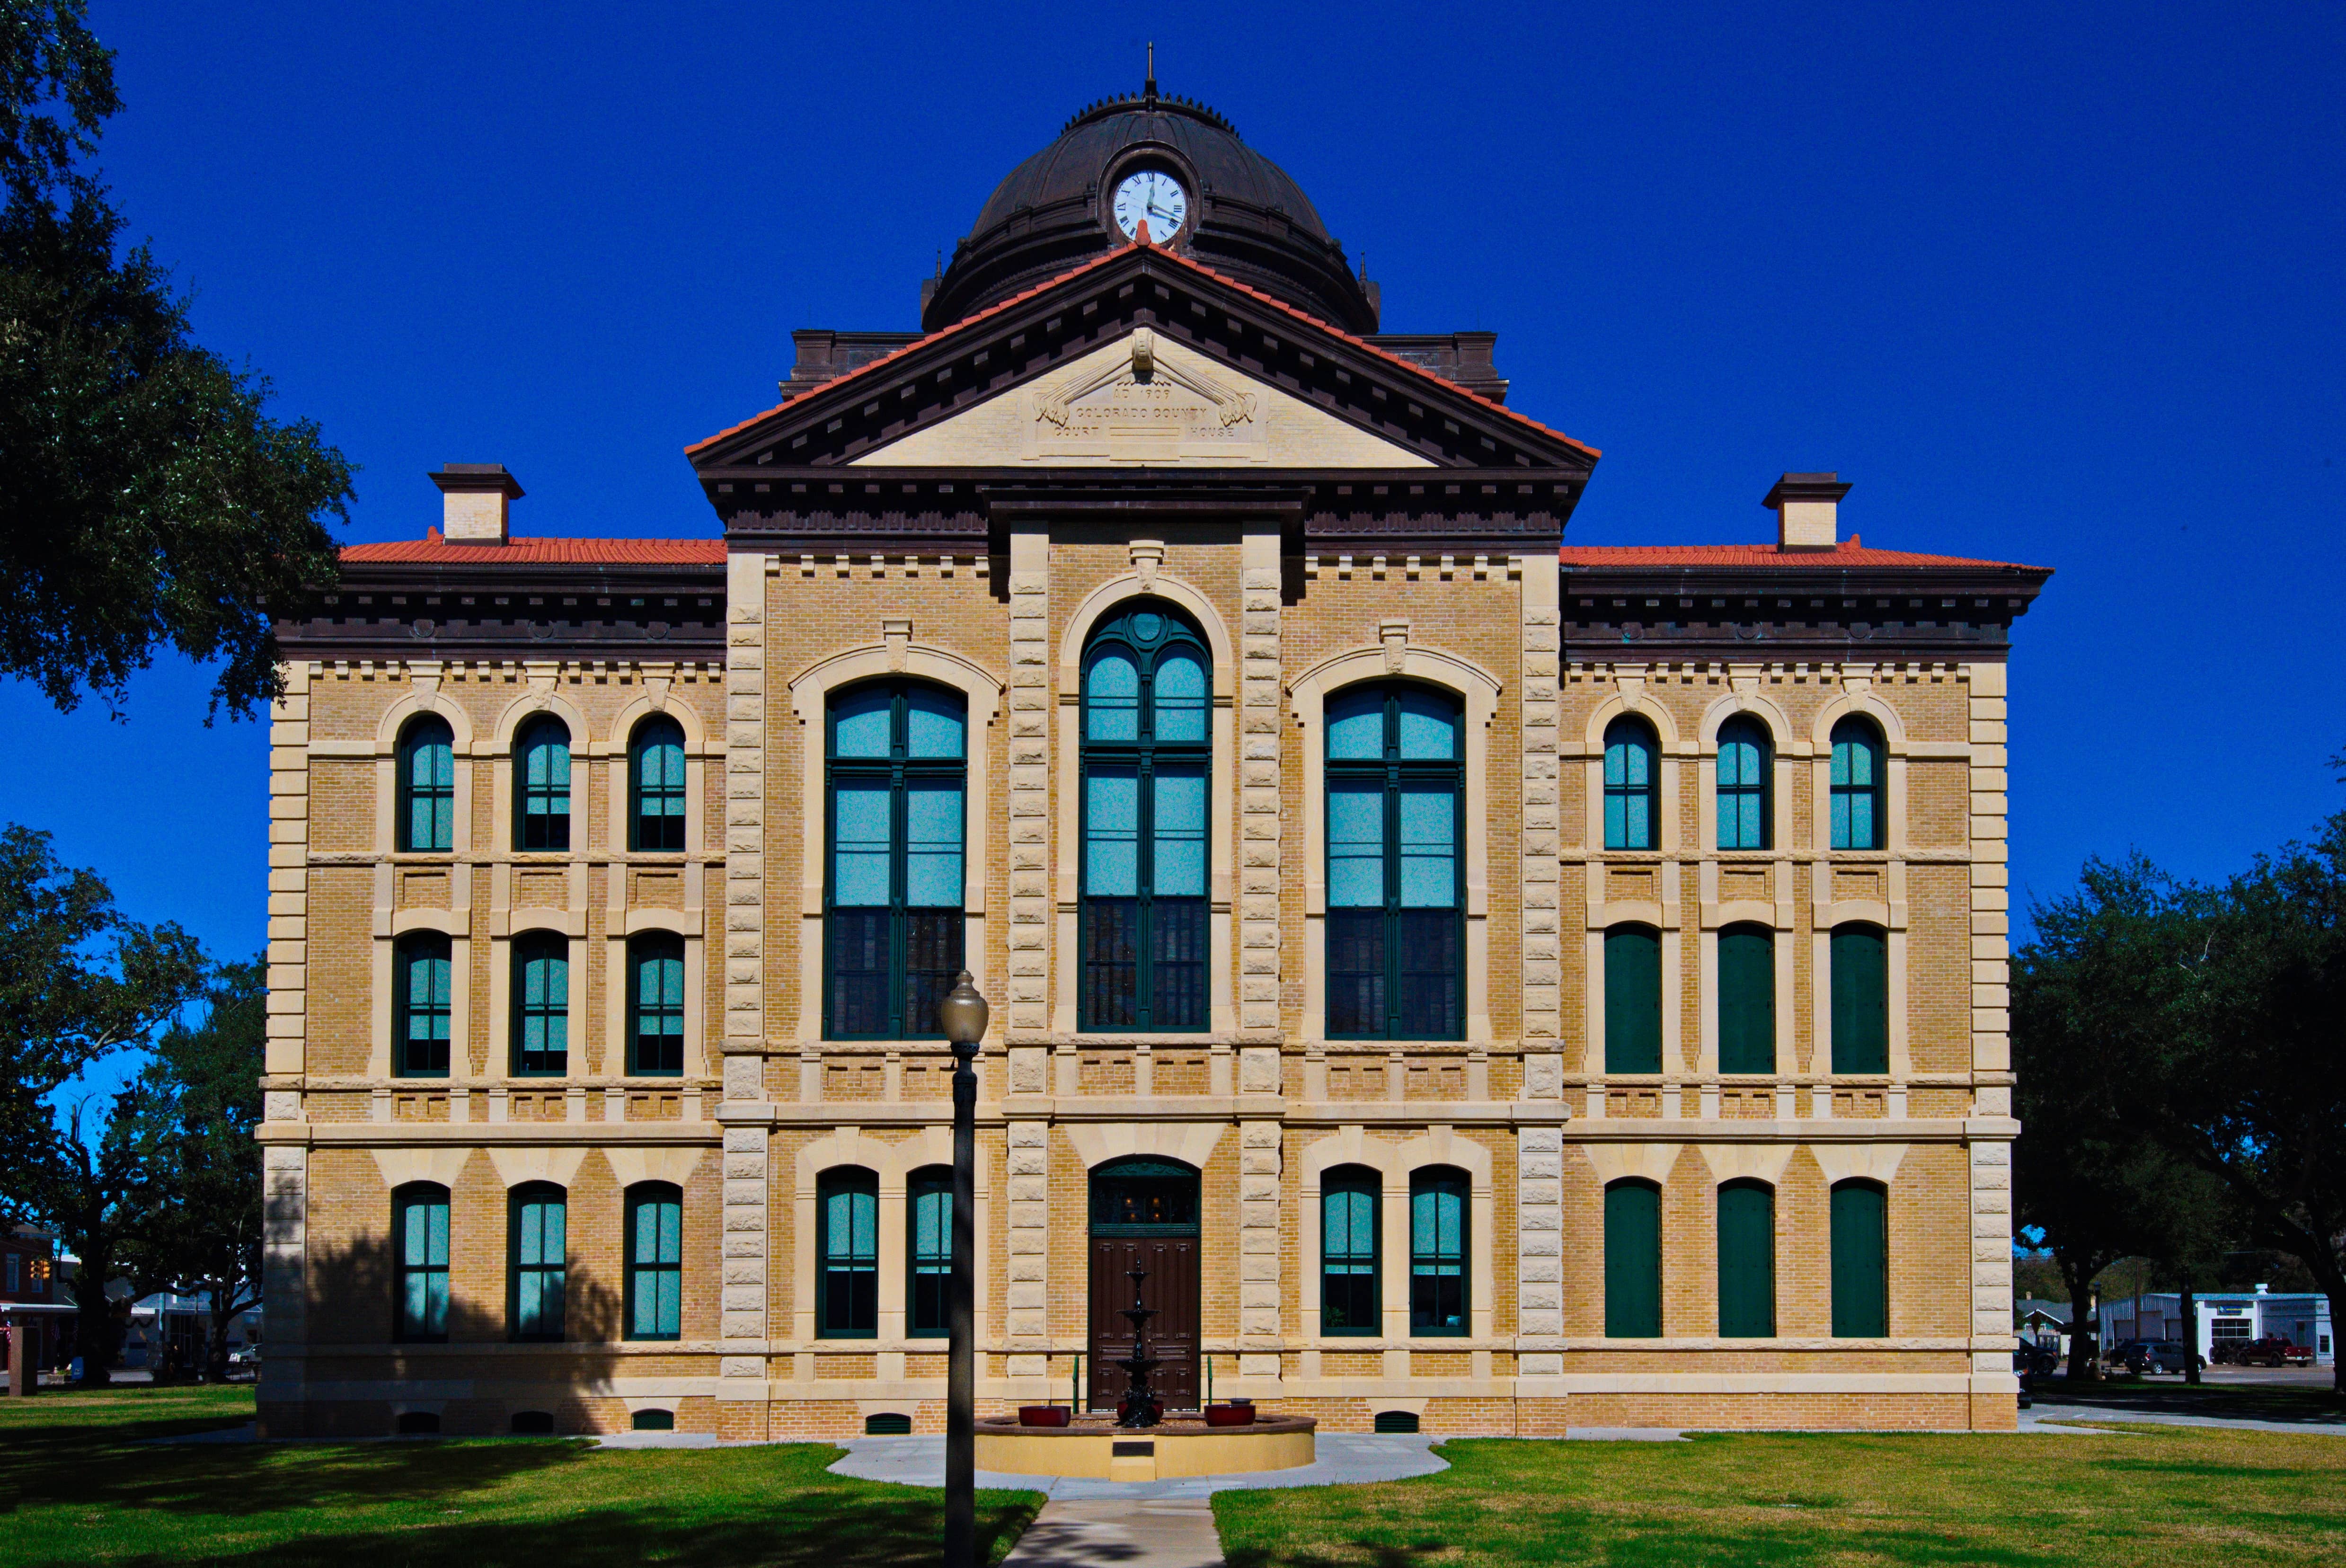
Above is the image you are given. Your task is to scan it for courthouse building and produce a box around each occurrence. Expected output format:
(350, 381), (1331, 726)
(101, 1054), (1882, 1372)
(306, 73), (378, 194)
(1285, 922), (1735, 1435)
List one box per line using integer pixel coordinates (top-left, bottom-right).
(258, 83), (2049, 1438)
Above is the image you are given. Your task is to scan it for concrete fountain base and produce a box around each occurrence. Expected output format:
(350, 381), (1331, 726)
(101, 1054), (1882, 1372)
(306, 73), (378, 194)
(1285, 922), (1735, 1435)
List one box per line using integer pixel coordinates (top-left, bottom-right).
(972, 1413), (1317, 1482)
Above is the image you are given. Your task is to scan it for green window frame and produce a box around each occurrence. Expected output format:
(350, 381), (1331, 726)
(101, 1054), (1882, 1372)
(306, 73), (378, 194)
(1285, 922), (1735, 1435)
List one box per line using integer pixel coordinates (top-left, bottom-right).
(514, 716), (571, 851)
(1715, 716), (1771, 850)
(395, 932), (452, 1078)
(1603, 1179), (1662, 1338)
(397, 716), (455, 852)
(629, 932), (685, 1076)
(1408, 1167), (1468, 1337)
(1321, 1165), (1381, 1336)
(1717, 1180), (1775, 1338)
(1830, 717), (1885, 851)
(1830, 924), (1889, 1074)
(817, 1167), (879, 1338)
(908, 1165), (952, 1339)
(630, 716), (689, 852)
(625, 1183), (682, 1340)
(394, 1183), (451, 1343)
(510, 931), (567, 1077)
(1602, 717), (1658, 850)
(824, 681), (966, 1039)
(1079, 604), (1210, 1032)
(1325, 682), (1465, 1039)
(1604, 925), (1662, 1073)
(508, 1183), (566, 1342)
(1830, 1180), (1888, 1337)
(1717, 923), (1775, 1075)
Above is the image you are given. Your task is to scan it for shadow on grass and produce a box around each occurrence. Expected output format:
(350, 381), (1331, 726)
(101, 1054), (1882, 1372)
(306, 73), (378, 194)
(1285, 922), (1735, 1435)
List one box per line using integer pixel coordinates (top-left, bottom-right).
(2038, 1382), (2346, 1425)
(1219, 1521), (2054, 1568)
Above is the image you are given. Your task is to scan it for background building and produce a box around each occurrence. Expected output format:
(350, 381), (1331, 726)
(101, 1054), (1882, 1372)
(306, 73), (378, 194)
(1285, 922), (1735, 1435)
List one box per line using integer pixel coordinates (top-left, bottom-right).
(258, 82), (2048, 1438)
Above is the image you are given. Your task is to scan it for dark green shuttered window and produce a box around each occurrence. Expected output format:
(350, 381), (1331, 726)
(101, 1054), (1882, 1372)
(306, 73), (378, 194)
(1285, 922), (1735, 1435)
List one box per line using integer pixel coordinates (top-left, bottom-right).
(508, 1183), (566, 1341)
(395, 932), (452, 1078)
(514, 716), (571, 851)
(1717, 924), (1775, 1075)
(1716, 1181), (1775, 1338)
(626, 1183), (682, 1340)
(1831, 1181), (1889, 1337)
(394, 1183), (451, 1342)
(1603, 1180), (1662, 1338)
(1325, 683), (1465, 1039)
(1830, 718), (1885, 851)
(1602, 718), (1658, 850)
(630, 717), (688, 852)
(1321, 1166), (1381, 1335)
(1605, 926), (1663, 1073)
(398, 716), (455, 852)
(825, 682), (967, 1039)
(1715, 716), (1771, 850)
(908, 1166), (952, 1338)
(1831, 924), (1890, 1073)
(629, 933), (685, 1075)
(1409, 1168), (1468, 1336)
(817, 1167), (879, 1338)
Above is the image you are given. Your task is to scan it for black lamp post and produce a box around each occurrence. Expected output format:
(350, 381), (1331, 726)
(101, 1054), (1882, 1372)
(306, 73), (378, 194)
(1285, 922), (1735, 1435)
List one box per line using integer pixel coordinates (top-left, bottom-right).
(936, 969), (988, 1568)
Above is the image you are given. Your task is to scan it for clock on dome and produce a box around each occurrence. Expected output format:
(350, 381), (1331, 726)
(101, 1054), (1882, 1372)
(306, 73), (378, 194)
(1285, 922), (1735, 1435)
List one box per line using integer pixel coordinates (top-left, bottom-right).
(1112, 169), (1187, 240)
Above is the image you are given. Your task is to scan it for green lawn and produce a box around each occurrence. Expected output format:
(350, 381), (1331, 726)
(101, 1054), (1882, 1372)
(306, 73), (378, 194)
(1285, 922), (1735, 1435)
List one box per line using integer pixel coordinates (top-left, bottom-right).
(1214, 1427), (2346, 1567)
(0, 1386), (1041, 1567)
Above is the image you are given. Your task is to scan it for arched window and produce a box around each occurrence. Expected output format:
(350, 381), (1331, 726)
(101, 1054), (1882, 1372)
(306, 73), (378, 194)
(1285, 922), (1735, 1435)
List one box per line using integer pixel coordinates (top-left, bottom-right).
(1408, 1167), (1469, 1337)
(1715, 716), (1771, 850)
(1830, 1180), (1888, 1337)
(394, 932), (452, 1079)
(1717, 1180), (1775, 1338)
(1717, 923), (1774, 1075)
(1320, 1165), (1381, 1336)
(628, 932), (685, 1076)
(508, 1182), (566, 1342)
(393, 1183), (451, 1343)
(514, 716), (571, 851)
(907, 1166), (953, 1339)
(630, 717), (688, 852)
(510, 932), (567, 1078)
(625, 1182), (682, 1341)
(825, 682), (966, 1039)
(1603, 1179), (1662, 1338)
(397, 716), (455, 852)
(1080, 604), (1210, 1030)
(1604, 924), (1662, 1074)
(1830, 923), (1889, 1074)
(1830, 717), (1886, 850)
(817, 1167), (879, 1338)
(1602, 717), (1658, 851)
(1327, 683), (1465, 1039)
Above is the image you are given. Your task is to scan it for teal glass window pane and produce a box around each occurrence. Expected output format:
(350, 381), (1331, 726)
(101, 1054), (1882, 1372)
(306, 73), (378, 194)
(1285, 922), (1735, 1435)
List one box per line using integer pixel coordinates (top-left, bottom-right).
(1321, 1171), (1379, 1335)
(631, 718), (688, 850)
(825, 1187), (877, 1263)
(1409, 1170), (1468, 1334)
(1603, 719), (1655, 850)
(1717, 1182), (1775, 1338)
(1084, 766), (1140, 895)
(903, 785), (964, 907)
(1604, 1181), (1662, 1337)
(818, 1170), (880, 1337)
(905, 687), (965, 759)
(632, 939), (685, 1075)
(1151, 765), (1207, 898)
(1152, 651), (1208, 743)
(398, 937), (452, 1077)
(1716, 718), (1768, 850)
(400, 718), (455, 851)
(831, 783), (893, 906)
(1327, 688), (1384, 759)
(627, 1187), (683, 1339)
(1604, 926), (1663, 1073)
(513, 935), (567, 1075)
(1397, 689), (1460, 760)
(1831, 719), (1883, 850)
(1326, 780), (1385, 908)
(909, 1169), (953, 1338)
(1397, 784), (1457, 909)
(397, 1190), (451, 1340)
(512, 1188), (566, 1339)
(832, 687), (892, 758)
(1716, 925), (1775, 1075)
(517, 718), (571, 849)
(1085, 649), (1141, 741)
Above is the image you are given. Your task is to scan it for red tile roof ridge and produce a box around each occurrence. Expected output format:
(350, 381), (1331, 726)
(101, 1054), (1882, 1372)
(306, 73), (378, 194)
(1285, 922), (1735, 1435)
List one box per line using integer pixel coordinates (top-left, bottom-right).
(1560, 541), (2046, 571)
(343, 535), (726, 565)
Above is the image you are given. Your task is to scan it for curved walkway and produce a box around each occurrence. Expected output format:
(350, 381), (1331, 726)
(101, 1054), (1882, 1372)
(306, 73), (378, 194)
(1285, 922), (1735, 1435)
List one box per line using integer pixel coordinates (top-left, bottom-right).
(830, 1430), (1447, 1500)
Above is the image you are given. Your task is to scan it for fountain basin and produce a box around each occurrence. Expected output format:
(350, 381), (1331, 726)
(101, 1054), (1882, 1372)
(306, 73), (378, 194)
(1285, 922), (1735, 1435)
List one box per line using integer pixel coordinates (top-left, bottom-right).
(973, 1413), (1316, 1481)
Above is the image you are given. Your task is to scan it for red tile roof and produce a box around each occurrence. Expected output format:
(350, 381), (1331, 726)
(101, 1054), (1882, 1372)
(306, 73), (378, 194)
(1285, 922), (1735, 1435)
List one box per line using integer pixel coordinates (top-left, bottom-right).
(342, 531), (726, 566)
(687, 235), (1599, 461)
(1561, 540), (2045, 572)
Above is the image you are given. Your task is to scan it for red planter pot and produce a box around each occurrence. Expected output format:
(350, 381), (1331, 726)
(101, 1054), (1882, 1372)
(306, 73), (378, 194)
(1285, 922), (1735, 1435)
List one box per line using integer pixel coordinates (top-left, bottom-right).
(1018, 1405), (1071, 1427)
(1204, 1403), (1255, 1427)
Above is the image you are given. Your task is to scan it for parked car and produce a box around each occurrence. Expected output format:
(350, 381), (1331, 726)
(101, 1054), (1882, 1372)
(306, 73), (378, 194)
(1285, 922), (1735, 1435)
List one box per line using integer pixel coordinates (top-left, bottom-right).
(2134, 1341), (2200, 1373)
(2284, 1343), (2315, 1366)
(2234, 1337), (2300, 1368)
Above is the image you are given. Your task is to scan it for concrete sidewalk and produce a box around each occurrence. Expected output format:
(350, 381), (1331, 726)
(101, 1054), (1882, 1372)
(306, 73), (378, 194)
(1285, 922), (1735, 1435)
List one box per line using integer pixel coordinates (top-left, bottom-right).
(1001, 1498), (1227, 1568)
(831, 1431), (1447, 1500)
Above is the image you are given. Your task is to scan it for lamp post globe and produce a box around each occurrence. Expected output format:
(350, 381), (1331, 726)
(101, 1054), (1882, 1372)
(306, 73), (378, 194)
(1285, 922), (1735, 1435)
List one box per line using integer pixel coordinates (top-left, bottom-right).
(938, 969), (986, 1568)
(939, 971), (989, 1052)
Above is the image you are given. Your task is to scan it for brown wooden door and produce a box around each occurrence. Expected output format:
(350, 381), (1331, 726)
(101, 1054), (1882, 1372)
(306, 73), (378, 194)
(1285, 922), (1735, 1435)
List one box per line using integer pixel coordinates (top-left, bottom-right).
(1088, 1236), (1200, 1413)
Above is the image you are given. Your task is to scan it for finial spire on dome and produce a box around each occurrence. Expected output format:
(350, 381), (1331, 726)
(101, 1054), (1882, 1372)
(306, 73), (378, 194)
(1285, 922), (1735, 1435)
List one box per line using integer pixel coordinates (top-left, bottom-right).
(1144, 41), (1156, 100)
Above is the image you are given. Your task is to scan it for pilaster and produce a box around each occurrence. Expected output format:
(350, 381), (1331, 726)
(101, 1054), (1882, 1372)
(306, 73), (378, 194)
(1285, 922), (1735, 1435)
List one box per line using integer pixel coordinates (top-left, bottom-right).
(1520, 557), (1563, 1049)
(1006, 1118), (1051, 1368)
(1007, 531), (1052, 1033)
(1239, 1120), (1284, 1371)
(1238, 531), (1284, 1033)
(1516, 1124), (1565, 1373)
(719, 551), (772, 1387)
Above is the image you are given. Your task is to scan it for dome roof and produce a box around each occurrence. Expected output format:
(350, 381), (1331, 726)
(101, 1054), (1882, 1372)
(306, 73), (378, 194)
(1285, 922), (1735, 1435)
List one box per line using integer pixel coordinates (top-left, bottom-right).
(921, 89), (1378, 335)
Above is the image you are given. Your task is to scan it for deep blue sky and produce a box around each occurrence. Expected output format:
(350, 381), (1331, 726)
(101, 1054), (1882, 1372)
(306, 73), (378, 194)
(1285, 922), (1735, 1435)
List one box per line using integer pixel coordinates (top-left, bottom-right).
(3, 0), (2341, 976)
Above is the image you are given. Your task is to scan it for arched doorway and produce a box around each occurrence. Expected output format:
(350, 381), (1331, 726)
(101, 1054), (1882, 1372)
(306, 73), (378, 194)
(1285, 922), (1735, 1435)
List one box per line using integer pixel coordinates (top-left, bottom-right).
(1088, 1157), (1201, 1412)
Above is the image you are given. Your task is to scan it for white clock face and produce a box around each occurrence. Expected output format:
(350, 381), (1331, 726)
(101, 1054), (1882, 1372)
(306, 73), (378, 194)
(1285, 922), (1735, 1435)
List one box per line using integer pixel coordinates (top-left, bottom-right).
(1113, 170), (1188, 240)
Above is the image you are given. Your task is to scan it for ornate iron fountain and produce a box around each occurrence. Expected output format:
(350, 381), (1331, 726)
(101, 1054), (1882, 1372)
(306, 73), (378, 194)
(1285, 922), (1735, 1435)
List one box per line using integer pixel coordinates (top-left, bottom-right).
(1114, 1265), (1163, 1428)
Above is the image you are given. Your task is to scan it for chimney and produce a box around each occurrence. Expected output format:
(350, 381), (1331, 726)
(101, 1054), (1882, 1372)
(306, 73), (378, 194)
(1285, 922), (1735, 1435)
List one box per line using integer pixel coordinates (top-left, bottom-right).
(429, 464), (524, 544)
(1763, 472), (1852, 551)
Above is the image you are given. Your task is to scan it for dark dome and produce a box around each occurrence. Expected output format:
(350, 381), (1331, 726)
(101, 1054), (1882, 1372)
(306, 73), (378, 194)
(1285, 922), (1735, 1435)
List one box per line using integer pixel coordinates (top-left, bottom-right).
(921, 90), (1378, 335)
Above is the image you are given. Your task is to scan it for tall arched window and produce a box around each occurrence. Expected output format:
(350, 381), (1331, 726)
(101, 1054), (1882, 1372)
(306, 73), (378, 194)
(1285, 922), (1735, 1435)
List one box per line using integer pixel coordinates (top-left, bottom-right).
(1604, 924), (1662, 1073)
(1717, 1180), (1775, 1338)
(1602, 717), (1658, 851)
(628, 932), (685, 1076)
(1603, 1178), (1662, 1338)
(826, 682), (966, 1039)
(1830, 1180), (1888, 1337)
(907, 1166), (953, 1339)
(394, 932), (452, 1079)
(1830, 717), (1886, 850)
(1321, 1165), (1381, 1336)
(510, 932), (567, 1077)
(1080, 604), (1209, 1030)
(625, 1182), (682, 1341)
(630, 717), (688, 852)
(508, 1182), (566, 1341)
(514, 716), (571, 851)
(817, 1167), (879, 1338)
(397, 716), (455, 852)
(1830, 923), (1889, 1074)
(1717, 923), (1774, 1075)
(393, 1183), (451, 1342)
(1716, 716), (1771, 850)
(1327, 683), (1464, 1039)
(1408, 1167), (1469, 1336)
